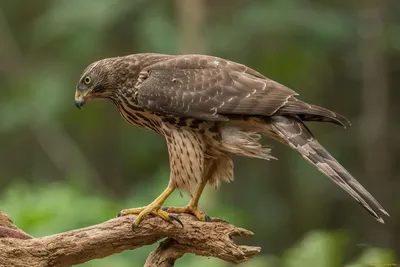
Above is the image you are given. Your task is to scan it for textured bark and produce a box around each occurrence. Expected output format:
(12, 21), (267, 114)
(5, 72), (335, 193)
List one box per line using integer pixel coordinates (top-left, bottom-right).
(0, 210), (32, 240)
(144, 239), (185, 267)
(0, 211), (260, 267)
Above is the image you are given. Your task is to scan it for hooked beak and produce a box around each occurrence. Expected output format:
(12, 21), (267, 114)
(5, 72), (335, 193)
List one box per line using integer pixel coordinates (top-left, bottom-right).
(74, 89), (91, 109)
(74, 97), (84, 109)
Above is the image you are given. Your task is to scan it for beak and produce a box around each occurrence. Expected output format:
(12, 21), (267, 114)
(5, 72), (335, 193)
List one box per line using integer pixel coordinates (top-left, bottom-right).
(74, 90), (90, 109)
(74, 97), (85, 109)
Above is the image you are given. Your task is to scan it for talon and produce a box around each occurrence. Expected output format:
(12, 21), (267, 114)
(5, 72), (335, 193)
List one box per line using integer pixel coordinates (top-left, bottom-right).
(168, 214), (184, 228)
(161, 206), (169, 211)
(117, 187), (175, 229)
(163, 206), (210, 222)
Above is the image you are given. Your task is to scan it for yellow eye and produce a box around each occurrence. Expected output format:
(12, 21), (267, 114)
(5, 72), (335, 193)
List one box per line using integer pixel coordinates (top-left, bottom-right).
(83, 76), (92, 85)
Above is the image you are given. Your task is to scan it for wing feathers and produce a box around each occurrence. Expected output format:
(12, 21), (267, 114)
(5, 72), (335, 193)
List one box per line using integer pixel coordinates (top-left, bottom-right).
(136, 55), (297, 120)
(275, 97), (350, 127)
(136, 54), (349, 127)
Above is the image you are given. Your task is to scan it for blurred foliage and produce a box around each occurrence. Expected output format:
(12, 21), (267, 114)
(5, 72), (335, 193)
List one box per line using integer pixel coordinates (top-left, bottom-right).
(0, 0), (399, 266)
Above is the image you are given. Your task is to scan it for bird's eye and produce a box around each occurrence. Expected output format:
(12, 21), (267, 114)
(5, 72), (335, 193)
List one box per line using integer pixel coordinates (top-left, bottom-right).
(83, 76), (92, 85)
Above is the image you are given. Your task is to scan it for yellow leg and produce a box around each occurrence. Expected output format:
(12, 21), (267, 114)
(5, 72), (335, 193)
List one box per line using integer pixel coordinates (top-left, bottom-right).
(164, 182), (211, 222)
(118, 187), (182, 229)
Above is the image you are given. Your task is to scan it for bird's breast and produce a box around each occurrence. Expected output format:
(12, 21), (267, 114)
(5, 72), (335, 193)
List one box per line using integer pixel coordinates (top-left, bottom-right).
(114, 97), (163, 134)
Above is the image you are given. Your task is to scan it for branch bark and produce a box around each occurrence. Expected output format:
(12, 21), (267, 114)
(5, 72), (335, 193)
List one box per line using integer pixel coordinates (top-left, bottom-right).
(0, 211), (32, 240)
(0, 211), (260, 267)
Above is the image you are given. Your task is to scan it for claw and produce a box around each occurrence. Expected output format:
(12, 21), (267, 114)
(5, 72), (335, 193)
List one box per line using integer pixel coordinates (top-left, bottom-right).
(116, 211), (122, 218)
(169, 214), (184, 228)
(162, 206), (211, 222)
(131, 223), (135, 232)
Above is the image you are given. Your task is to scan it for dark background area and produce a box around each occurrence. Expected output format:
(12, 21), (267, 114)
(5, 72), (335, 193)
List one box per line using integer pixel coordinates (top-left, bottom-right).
(0, 1), (398, 266)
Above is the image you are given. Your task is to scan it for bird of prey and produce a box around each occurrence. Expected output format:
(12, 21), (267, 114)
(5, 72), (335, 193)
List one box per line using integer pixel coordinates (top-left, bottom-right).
(74, 53), (389, 228)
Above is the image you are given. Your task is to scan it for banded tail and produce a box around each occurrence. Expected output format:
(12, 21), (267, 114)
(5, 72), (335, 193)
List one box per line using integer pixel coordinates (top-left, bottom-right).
(270, 115), (389, 223)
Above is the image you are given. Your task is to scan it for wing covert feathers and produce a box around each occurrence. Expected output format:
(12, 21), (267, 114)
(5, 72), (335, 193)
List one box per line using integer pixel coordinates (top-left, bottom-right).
(270, 115), (389, 223)
(135, 54), (351, 127)
(136, 54), (297, 120)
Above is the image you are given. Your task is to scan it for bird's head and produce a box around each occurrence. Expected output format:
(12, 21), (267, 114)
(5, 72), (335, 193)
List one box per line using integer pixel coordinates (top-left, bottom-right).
(74, 57), (132, 109)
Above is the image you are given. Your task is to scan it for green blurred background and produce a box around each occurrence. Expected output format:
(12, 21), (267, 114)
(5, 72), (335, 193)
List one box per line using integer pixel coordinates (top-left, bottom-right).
(0, 0), (399, 266)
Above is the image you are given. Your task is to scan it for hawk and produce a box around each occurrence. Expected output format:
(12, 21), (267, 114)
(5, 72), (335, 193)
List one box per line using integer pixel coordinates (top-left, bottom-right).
(74, 53), (389, 228)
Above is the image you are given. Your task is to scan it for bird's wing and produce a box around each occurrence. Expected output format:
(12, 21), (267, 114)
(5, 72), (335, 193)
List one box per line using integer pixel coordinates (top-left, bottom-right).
(135, 55), (294, 121)
(135, 55), (349, 126)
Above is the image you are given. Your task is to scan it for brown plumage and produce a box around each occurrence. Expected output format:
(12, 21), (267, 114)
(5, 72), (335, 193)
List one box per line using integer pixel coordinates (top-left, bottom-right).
(75, 53), (389, 226)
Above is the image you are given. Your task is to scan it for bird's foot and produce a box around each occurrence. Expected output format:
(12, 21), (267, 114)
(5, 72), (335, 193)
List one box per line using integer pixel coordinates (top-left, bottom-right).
(118, 204), (183, 231)
(162, 205), (212, 222)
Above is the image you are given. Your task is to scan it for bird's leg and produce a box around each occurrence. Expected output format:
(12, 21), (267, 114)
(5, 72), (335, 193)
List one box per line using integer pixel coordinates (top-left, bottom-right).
(118, 186), (183, 229)
(163, 182), (212, 222)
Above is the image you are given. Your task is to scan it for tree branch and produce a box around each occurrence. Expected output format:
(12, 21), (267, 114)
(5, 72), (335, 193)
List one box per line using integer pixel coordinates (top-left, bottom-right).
(144, 239), (185, 267)
(0, 211), (260, 267)
(0, 210), (32, 240)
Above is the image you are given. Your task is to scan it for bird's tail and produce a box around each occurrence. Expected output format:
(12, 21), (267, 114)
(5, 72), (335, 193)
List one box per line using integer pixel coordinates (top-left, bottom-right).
(270, 115), (389, 223)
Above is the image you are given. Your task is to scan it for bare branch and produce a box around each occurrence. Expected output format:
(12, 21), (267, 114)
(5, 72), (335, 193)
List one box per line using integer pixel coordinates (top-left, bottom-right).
(144, 239), (185, 267)
(0, 211), (260, 267)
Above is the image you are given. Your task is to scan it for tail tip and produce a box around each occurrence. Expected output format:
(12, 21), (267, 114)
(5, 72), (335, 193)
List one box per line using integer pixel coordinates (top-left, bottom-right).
(377, 217), (385, 224)
(380, 208), (390, 217)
